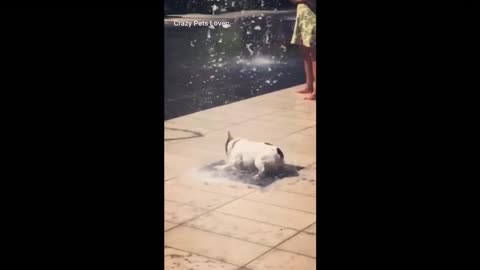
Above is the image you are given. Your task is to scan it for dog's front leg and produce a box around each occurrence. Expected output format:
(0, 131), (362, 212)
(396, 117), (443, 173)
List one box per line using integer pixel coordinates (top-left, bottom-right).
(214, 162), (235, 171)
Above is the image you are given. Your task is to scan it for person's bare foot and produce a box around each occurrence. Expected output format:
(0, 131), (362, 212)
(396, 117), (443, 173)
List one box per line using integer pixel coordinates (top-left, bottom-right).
(296, 87), (314, 94)
(304, 93), (316, 100)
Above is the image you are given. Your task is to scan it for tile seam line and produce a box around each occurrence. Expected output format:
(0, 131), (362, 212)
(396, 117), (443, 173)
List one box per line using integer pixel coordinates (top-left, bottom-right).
(185, 109), (283, 125)
(274, 125), (317, 141)
(176, 223), (317, 260)
(165, 196), (316, 229)
(213, 209), (314, 231)
(165, 183), (244, 198)
(240, 197), (316, 214)
(166, 178), (317, 198)
(164, 184), (259, 231)
(238, 221), (318, 269)
(174, 223), (283, 249)
(164, 246), (242, 268)
(166, 207), (306, 231)
(270, 189), (316, 198)
(165, 106), (313, 143)
(166, 181), (258, 197)
(166, 190), (316, 217)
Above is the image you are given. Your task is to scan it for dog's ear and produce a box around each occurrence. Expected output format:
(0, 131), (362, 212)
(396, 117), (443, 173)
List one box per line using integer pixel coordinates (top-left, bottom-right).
(227, 131), (233, 140)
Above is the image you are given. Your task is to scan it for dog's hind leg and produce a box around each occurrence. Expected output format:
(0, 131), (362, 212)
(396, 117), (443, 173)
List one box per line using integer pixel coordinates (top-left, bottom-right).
(253, 159), (266, 180)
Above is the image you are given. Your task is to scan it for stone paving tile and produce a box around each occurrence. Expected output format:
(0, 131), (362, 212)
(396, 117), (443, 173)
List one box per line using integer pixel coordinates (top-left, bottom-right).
(281, 151), (316, 168)
(164, 125), (206, 145)
(216, 199), (316, 230)
(252, 93), (308, 105)
(167, 173), (258, 197)
(185, 211), (298, 247)
(273, 109), (316, 121)
(165, 115), (232, 135)
(165, 182), (236, 210)
(221, 119), (311, 141)
(164, 153), (209, 176)
(246, 249), (316, 270)
(304, 223), (316, 234)
(164, 200), (208, 224)
(166, 129), (235, 154)
(291, 103), (316, 114)
(164, 221), (178, 231)
(277, 232), (316, 258)
(164, 166), (177, 181)
(165, 226), (270, 266)
(269, 164), (316, 197)
(271, 178), (316, 197)
(295, 126), (316, 138)
(222, 100), (284, 117)
(165, 142), (223, 164)
(164, 247), (238, 270)
(244, 190), (316, 213)
(276, 133), (316, 156)
(188, 106), (253, 124)
(255, 114), (316, 128)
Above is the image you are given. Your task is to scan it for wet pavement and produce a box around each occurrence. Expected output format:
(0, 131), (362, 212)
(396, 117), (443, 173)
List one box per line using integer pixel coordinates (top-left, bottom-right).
(164, 10), (306, 120)
(164, 83), (316, 269)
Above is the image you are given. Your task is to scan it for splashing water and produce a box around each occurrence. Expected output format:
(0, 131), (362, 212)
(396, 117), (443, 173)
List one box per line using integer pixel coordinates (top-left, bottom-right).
(246, 43), (254, 56)
(250, 56), (275, 66)
(264, 30), (271, 45)
(212, 4), (219, 15)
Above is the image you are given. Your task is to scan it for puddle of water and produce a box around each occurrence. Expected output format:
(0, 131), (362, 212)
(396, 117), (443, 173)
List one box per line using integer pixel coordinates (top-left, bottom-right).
(194, 160), (304, 187)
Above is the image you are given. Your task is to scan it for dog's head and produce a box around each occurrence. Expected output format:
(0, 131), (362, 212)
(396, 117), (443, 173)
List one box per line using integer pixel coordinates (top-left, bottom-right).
(225, 131), (233, 155)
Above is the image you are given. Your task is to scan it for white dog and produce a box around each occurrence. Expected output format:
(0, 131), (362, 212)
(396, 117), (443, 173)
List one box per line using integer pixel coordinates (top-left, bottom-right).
(215, 131), (285, 180)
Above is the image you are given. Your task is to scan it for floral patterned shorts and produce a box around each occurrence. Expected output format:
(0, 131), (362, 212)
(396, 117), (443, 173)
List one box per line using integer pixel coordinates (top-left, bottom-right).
(291, 4), (316, 48)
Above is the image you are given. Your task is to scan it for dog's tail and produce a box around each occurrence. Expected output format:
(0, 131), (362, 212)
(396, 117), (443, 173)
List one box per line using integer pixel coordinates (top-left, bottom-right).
(276, 147), (284, 161)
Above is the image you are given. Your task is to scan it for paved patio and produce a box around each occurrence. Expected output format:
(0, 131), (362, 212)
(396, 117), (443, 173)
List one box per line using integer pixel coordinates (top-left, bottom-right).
(164, 84), (316, 270)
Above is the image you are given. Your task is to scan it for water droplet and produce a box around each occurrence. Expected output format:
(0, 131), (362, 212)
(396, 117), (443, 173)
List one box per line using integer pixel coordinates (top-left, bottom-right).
(254, 26), (261, 31)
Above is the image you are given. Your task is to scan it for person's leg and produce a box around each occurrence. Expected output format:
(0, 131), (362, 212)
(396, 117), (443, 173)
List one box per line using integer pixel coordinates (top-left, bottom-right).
(297, 45), (315, 93)
(305, 47), (317, 100)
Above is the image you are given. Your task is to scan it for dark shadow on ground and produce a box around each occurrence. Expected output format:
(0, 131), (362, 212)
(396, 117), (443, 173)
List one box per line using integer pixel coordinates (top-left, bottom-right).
(200, 160), (304, 187)
(164, 127), (203, 141)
